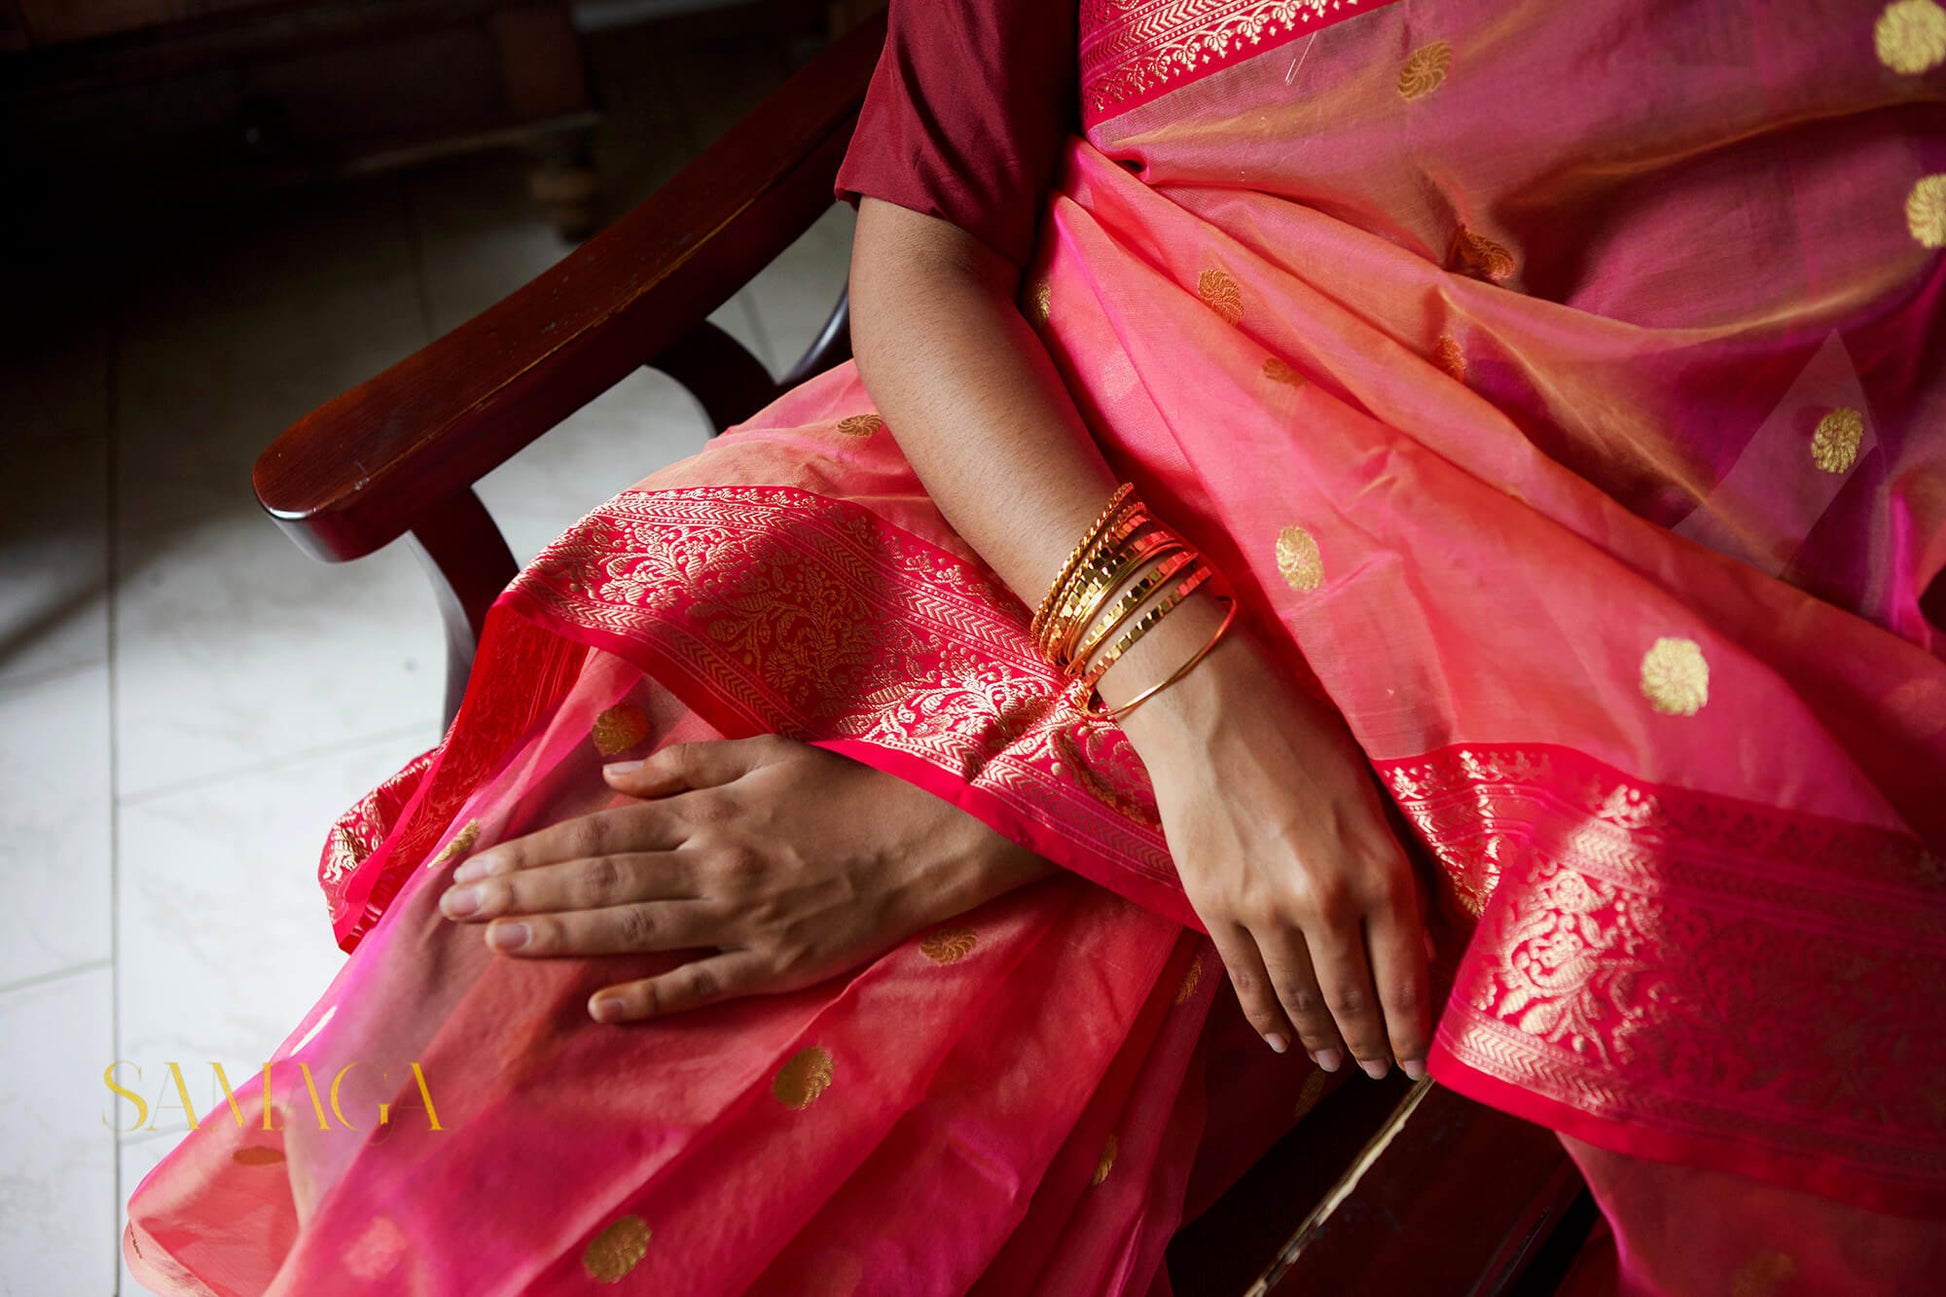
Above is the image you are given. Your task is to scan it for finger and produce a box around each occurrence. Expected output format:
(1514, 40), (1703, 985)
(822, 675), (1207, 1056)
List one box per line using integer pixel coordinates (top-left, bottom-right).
(1255, 925), (1348, 1073)
(453, 802), (686, 883)
(588, 951), (767, 1022)
(602, 735), (787, 797)
(1305, 924), (1394, 1079)
(1207, 921), (1297, 1056)
(481, 898), (721, 957)
(441, 851), (699, 921)
(1365, 898), (1434, 1082)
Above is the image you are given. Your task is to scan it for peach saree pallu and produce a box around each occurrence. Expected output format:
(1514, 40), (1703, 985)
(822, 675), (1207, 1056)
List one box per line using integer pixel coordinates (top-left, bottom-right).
(127, 1), (1946, 1293)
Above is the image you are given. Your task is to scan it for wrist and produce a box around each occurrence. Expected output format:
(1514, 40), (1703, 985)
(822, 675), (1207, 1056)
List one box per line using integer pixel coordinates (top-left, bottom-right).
(1092, 588), (1235, 738)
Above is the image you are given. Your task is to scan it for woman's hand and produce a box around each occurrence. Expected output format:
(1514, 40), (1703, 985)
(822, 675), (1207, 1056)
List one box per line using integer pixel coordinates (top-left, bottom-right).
(436, 736), (1054, 1022)
(1113, 596), (1433, 1080)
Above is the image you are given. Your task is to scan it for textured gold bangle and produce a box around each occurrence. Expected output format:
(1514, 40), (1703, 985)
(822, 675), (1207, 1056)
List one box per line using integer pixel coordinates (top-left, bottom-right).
(1035, 501), (1146, 651)
(1071, 561), (1215, 707)
(1092, 596), (1238, 723)
(1066, 547), (1196, 674)
(1046, 527), (1174, 665)
(1041, 511), (1155, 649)
(1031, 483), (1133, 642)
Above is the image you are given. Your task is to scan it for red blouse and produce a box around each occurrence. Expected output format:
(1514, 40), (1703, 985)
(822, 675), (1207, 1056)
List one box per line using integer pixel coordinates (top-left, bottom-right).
(833, 0), (1079, 269)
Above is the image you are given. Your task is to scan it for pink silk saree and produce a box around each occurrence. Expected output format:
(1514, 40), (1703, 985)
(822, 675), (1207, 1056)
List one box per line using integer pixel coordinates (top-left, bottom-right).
(128, 1), (1946, 1293)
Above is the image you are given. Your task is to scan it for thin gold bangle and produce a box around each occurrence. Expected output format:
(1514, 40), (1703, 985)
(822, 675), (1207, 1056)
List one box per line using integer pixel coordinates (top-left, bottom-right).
(1067, 548), (1196, 674)
(1032, 483), (1133, 641)
(1050, 530), (1179, 666)
(1036, 506), (1150, 654)
(1091, 596), (1238, 723)
(1071, 562), (1214, 705)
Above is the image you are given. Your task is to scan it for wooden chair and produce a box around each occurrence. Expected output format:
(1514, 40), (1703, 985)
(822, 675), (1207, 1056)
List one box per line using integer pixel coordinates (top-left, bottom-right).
(252, 12), (1602, 1292)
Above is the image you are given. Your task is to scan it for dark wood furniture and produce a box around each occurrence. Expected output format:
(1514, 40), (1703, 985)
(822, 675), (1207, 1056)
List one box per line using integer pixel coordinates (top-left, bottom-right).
(250, 10), (1602, 1290)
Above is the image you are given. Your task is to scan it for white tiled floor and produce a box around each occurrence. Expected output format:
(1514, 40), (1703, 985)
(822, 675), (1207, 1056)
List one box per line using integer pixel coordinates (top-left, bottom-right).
(0, 21), (854, 1293)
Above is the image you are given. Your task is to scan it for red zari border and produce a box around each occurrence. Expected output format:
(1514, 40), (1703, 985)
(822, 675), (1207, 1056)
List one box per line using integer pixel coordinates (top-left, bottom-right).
(319, 485), (1944, 1211)
(320, 485), (1193, 950)
(1384, 744), (1946, 1213)
(1079, 0), (1396, 125)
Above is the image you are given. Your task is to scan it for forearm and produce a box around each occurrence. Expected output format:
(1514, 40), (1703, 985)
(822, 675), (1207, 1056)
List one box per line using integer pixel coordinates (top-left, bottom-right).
(849, 197), (1227, 715)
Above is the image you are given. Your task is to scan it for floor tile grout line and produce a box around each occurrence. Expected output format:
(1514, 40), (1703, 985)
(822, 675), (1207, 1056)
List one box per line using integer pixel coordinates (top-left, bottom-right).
(0, 957), (112, 1001)
(112, 722), (437, 810)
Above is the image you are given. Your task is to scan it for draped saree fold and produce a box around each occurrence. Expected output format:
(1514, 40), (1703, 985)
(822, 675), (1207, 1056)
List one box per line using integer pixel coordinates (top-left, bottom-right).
(127, 1), (1946, 1293)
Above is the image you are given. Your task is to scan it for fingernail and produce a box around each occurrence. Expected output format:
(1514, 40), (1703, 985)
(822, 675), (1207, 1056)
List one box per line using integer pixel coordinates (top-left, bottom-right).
(1313, 1048), (1343, 1073)
(591, 996), (627, 1022)
(487, 921), (529, 951)
(439, 886), (480, 917)
(1360, 1058), (1390, 1080)
(603, 760), (643, 777)
(1264, 1032), (1289, 1055)
(1402, 1058), (1428, 1082)
(452, 853), (497, 883)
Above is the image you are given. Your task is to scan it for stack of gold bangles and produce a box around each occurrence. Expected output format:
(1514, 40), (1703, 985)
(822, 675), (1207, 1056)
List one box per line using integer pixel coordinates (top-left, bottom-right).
(1031, 483), (1238, 722)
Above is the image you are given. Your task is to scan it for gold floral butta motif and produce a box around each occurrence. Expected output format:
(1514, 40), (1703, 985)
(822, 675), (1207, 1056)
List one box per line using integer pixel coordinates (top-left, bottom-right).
(1026, 279), (1051, 328)
(1092, 1132), (1119, 1186)
(1262, 356), (1304, 385)
(1432, 334), (1467, 382)
(1275, 525), (1324, 592)
(774, 1045), (836, 1110)
(1906, 174), (1946, 248)
(1810, 407), (1864, 474)
(428, 820), (481, 869)
(591, 702), (652, 756)
(231, 1145), (285, 1166)
(1175, 953), (1202, 1004)
(583, 1214), (652, 1283)
(1876, 0), (1946, 73)
(1397, 41), (1453, 99)
(1639, 637), (1709, 716)
(919, 925), (978, 963)
(835, 414), (884, 438)
(1198, 268), (1243, 323)
(1449, 227), (1516, 282)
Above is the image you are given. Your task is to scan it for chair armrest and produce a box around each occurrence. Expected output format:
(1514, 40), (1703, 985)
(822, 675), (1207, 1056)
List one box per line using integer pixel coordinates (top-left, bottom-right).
(253, 10), (885, 563)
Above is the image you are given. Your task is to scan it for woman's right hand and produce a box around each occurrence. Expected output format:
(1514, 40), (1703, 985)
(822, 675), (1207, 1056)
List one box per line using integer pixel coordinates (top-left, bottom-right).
(1111, 595), (1432, 1079)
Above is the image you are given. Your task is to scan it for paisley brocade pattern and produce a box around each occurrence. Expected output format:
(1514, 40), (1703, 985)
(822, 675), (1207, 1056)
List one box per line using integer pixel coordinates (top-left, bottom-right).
(513, 486), (1177, 889)
(1079, 0), (1387, 123)
(1385, 743), (1945, 1190)
(313, 483), (1943, 1189)
(318, 748), (436, 892)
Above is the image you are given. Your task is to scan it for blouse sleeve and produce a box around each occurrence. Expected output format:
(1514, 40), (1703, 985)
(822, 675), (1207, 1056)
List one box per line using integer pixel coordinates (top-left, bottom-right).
(833, 0), (1078, 269)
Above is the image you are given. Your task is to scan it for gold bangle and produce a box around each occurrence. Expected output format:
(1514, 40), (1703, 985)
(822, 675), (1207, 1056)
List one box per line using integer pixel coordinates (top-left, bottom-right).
(1091, 596), (1238, 724)
(1067, 547), (1197, 674)
(1035, 503), (1148, 652)
(1040, 511), (1155, 651)
(1048, 528), (1177, 666)
(1031, 483), (1133, 641)
(1071, 561), (1215, 706)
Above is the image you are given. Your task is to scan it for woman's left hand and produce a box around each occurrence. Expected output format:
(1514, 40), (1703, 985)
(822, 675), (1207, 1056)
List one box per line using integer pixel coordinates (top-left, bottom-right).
(436, 735), (1053, 1023)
